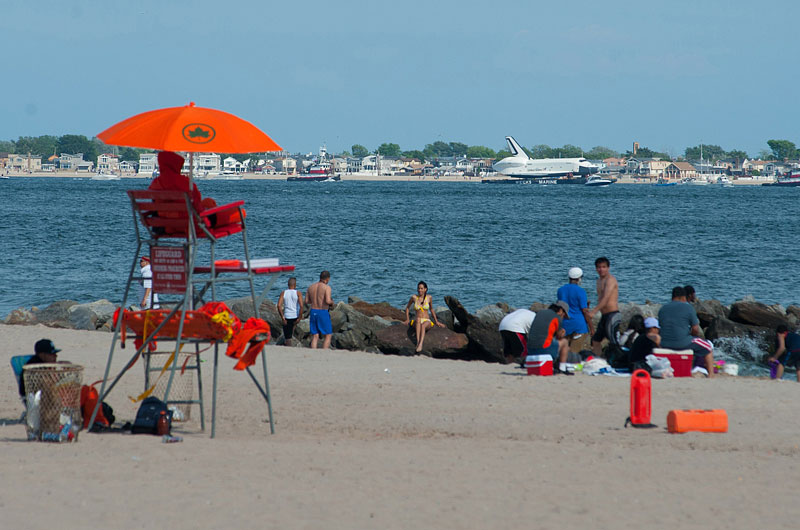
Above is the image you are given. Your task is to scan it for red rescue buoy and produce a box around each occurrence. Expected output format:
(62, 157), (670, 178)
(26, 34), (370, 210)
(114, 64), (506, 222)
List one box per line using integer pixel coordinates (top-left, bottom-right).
(626, 369), (656, 428)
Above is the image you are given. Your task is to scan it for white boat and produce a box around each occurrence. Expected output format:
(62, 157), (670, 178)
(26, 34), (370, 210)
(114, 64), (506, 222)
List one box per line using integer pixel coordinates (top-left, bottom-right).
(585, 176), (613, 187)
(91, 173), (121, 181)
(713, 176), (733, 187)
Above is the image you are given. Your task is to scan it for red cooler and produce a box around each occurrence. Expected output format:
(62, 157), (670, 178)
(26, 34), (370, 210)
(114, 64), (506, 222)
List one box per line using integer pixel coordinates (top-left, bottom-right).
(653, 348), (693, 377)
(525, 354), (553, 376)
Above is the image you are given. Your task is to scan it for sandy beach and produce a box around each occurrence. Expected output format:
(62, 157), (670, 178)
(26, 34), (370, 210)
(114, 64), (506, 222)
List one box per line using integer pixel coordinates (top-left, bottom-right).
(1, 323), (798, 529)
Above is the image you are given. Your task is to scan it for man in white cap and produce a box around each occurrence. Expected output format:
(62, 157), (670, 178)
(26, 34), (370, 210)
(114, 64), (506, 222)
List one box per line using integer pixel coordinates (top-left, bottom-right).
(557, 267), (594, 354)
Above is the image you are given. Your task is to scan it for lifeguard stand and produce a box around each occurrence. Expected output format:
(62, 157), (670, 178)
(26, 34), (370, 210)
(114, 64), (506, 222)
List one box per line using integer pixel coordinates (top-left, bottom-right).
(89, 190), (294, 437)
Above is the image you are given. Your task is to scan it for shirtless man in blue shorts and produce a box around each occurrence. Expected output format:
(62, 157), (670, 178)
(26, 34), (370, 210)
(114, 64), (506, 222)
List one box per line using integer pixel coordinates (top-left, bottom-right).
(588, 257), (620, 358)
(307, 270), (334, 349)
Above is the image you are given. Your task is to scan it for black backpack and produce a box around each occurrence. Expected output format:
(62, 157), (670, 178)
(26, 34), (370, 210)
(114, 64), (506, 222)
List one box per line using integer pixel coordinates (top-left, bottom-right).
(131, 397), (172, 435)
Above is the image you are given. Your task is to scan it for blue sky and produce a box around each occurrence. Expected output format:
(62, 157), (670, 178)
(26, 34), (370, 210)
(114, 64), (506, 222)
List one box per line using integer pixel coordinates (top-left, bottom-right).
(1, 0), (797, 156)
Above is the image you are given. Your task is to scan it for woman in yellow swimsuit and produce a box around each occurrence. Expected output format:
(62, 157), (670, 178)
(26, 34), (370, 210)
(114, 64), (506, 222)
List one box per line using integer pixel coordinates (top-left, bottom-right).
(403, 281), (445, 352)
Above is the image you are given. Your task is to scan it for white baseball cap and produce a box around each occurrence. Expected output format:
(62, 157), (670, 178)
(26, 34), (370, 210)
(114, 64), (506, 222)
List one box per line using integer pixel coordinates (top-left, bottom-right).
(568, 267), (583, 279)
(644, 317), (660, 329)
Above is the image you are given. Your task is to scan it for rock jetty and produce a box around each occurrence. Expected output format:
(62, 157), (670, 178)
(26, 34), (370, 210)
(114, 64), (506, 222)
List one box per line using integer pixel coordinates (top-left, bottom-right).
(4, 295), (795, 364)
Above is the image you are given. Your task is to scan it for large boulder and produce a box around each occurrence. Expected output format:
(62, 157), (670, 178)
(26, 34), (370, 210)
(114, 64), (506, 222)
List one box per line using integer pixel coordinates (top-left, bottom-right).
(225, 297), (282, 339)
(374, 323), (469, 358)
(349, 300), (405, 322)
(529, 302), (549, 313)
(444, 296), (471, 328)
(729, 301), (787, 329)
(34, 300), (79, 328)
(434, 307), (454, 330)
(68, 299), (115, 331)
(334, 326), (369, 351)
(332, 302), (392, 350)
(444, 297), (506, 363)
(3, 307), (37, 325)
(329, 307), (348, 333)
(475, 304), (506, 324)
(705, 315), (772, 343)
(786, 305), (800, 320)
(618, 301), (660, 329)
(693, 299), (729, 329)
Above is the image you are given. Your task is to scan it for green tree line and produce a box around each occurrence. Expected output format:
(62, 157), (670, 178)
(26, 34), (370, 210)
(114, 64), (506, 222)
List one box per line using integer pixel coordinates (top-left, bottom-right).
(344, 139), (798, 162)
(4, 134), (798, 164)
(0, 134), (145, 163)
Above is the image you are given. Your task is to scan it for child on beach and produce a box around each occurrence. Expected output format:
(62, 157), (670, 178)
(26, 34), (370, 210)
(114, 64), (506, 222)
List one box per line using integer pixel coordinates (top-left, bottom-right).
(768, 324), (800, 382)
(404, 281), (445, 353)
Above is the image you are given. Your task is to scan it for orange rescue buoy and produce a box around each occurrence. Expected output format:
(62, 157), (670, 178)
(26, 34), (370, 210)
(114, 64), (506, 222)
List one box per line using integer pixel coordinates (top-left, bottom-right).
(667, 409), (728, 433)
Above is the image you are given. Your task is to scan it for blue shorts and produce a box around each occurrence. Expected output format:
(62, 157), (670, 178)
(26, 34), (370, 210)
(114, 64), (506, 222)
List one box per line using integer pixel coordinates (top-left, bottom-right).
(528, 342), (559, 362)
(309, 309), (332, 335)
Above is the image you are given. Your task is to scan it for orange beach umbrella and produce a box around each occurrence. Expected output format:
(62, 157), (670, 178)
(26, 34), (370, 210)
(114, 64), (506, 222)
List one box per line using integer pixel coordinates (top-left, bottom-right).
(97, 102), (281, 154)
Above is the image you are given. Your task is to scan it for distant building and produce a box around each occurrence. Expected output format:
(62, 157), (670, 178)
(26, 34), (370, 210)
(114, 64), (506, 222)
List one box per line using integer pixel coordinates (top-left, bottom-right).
(58, 153), (86, 170)
(222, 157), (244, 173)
(8, 153), (42, 172)
(196, 153), (221, 174)
(274, 157), (296, 174)
(742, 159), (769, 174)
(97, 153), (120, 173)
(138, 153), (157, 175)
(119, 160), (137, 173)
(664, 162), (697, 180)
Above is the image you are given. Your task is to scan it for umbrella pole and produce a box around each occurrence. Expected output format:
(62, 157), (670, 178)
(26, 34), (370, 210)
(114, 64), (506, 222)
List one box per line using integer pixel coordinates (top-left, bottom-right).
(188, 152), (194, 190)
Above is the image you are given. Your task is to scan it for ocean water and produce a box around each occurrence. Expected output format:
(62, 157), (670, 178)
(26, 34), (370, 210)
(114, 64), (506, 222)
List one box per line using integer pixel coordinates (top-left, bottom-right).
(1, 177), (796, 372)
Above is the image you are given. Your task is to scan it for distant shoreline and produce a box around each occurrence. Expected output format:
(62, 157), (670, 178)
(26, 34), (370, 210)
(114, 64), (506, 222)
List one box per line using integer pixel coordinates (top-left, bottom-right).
(3, 171), (771, 185)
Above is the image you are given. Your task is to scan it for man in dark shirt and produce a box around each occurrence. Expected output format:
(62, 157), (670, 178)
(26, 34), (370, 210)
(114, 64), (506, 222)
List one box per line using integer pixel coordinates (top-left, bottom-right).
(527, 301), (573, 373)
(768, 324), (800, 382)
(18, 339), (61, 397)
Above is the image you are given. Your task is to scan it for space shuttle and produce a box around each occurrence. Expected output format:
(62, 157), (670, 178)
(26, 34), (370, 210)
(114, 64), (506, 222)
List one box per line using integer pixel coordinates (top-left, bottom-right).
(492, 136), (599, 178)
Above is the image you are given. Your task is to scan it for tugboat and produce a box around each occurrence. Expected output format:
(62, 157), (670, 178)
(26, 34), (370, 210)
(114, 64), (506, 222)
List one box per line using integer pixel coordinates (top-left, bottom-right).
(762, 170), (800, 187)
(287, 145), (341, 182)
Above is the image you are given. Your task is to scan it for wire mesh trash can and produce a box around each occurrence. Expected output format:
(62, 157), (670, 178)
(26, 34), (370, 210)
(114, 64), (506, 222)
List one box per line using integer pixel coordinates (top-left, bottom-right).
(143, 351), (196, 421)
(23, 363), (83, 442)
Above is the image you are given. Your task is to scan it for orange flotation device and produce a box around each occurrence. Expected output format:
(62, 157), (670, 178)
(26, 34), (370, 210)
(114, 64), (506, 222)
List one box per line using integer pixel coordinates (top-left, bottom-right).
(225, 318), (271, 370)
(114, 303), (240, 347)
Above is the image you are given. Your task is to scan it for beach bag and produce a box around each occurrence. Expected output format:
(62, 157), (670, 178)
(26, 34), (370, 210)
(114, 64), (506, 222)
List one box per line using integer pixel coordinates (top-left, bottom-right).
(132, 396), (172, 435)
(646, 354), (673, 379)
(80, 382), (115, 431)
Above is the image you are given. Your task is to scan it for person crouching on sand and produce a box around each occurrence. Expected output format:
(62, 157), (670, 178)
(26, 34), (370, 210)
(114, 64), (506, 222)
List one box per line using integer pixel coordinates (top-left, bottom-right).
(404, 281), (444, 353)
(768, 324), (800, 382)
